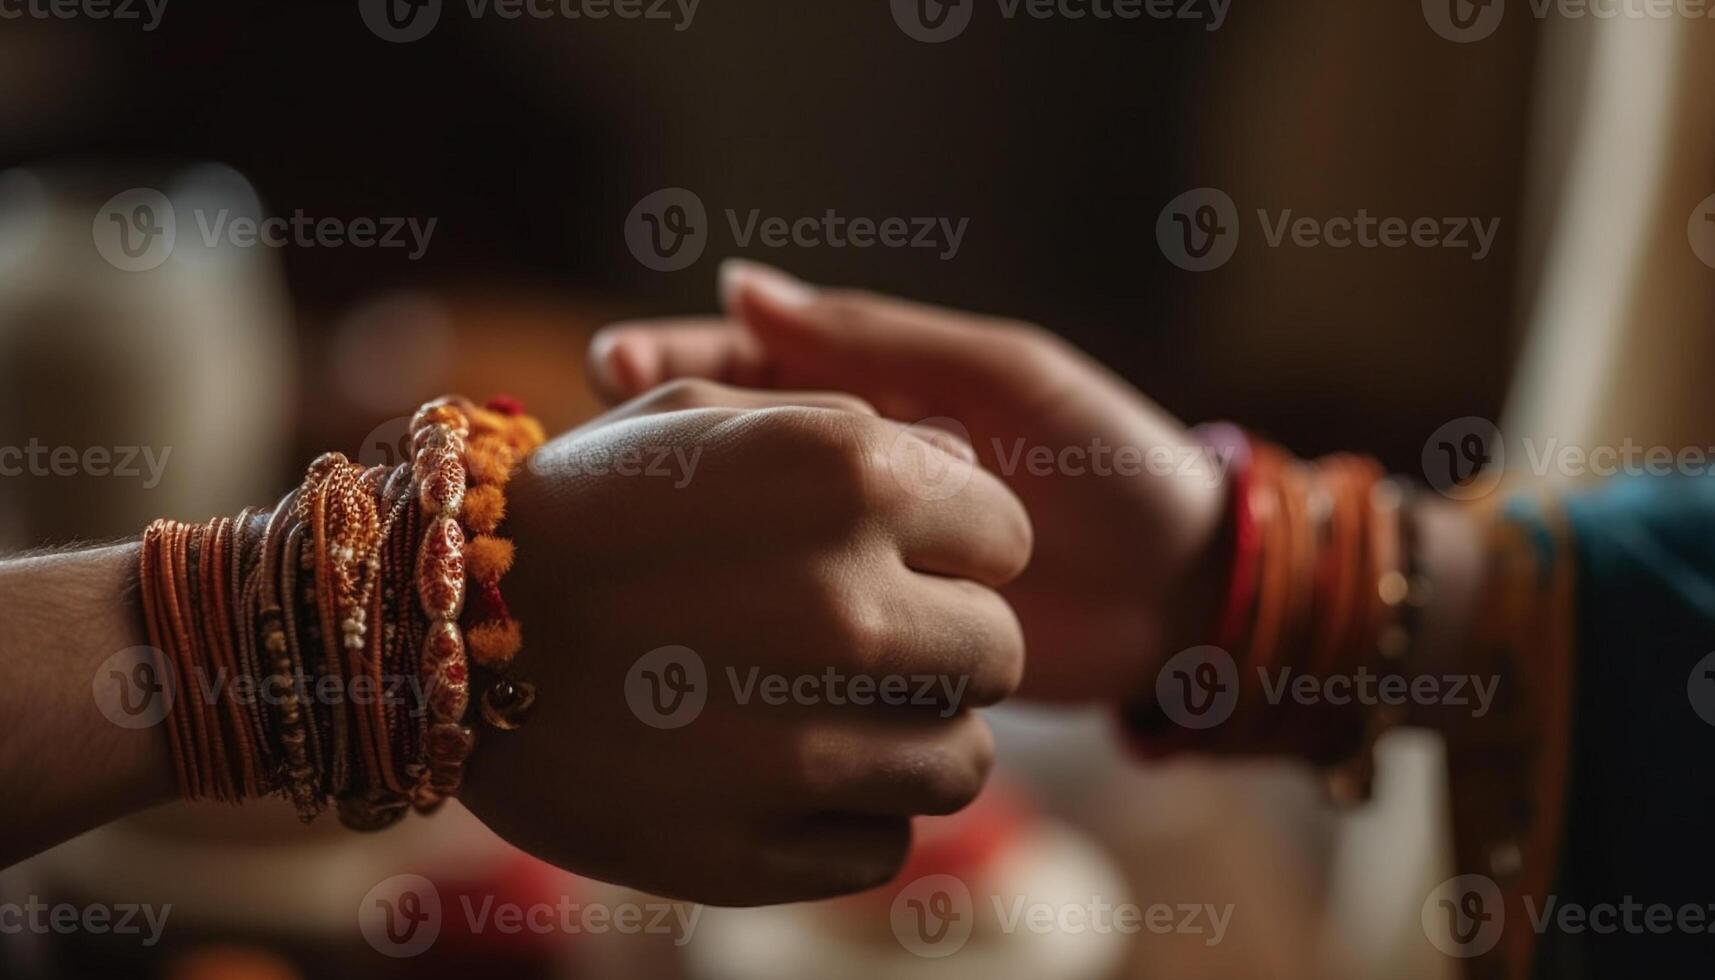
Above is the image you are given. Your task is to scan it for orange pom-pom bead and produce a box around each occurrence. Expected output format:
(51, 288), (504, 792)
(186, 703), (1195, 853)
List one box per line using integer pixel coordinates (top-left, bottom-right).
(465, 437), (518, 486)
(467, 620), (523, 666)
(461, 483), (506, 534)
(464, 534), (515, 583)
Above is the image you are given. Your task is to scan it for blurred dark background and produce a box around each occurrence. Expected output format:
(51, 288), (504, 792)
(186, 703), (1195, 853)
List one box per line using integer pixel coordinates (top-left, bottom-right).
(0, 1), (1538, 471)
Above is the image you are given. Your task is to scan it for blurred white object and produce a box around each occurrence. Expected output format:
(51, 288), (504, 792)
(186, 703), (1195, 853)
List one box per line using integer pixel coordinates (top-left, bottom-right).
(0, 162), (292, 544)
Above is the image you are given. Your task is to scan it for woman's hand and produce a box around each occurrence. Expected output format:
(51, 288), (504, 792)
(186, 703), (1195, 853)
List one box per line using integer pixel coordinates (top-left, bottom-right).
(586, 262), (1229, 702)
(459, 379), (1032, 906)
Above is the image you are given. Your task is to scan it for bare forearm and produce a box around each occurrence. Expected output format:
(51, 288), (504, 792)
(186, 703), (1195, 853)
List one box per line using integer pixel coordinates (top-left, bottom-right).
(0, 542), (175, 867)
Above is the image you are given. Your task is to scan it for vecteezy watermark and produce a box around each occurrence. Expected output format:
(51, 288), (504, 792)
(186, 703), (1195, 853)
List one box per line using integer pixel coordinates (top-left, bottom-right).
(1422, 416), (1715, 500)
(92, 650), (457, 732)
(1421, 416), (1505, 501)
(890, 0), (1229, 42)
(1423, 873), (1715, 957)
(1422, 874), (1505, 957)
(889, 874), (1232, 958)
(1687, 651), (1715, 726)
(625, 187), (969, 272)
(1425, 0), (1715, 44)
(625, 645), (709, 729)
(623, 646), (973, 728)
(94, 187), (437, 272)
(359, 875), (702, 957)
(0, 0), (168, 30)
(360, 0), (698, 42)
(527, 442), (703, 488)
(885, 418), (1235, 503)
(1156, 188), (1501, 272)
(1689, 193), (1715, 269)
(1154, 646), (1499, 731)
(0, 897), (171, 947)
(93, 647), (179, 730)
(0, 441), (172, 488)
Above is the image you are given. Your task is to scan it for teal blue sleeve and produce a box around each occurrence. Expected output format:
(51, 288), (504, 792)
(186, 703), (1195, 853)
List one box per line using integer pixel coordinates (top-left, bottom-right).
(1527, 478), (1715, 976)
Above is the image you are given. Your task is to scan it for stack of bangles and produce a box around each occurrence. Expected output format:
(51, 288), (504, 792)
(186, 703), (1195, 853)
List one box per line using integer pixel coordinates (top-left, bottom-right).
(1123, 423), (1429, 802)
(137, 395), (546, 829)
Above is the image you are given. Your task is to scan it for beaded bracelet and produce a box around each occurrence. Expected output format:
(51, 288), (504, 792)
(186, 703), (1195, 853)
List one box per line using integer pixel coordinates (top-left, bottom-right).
(138, 395), (545, 828)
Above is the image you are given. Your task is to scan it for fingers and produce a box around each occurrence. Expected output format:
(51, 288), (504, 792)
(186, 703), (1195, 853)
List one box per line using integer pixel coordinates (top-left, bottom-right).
(599, 377), (877, 425)
(754, 813), (912, 903)
(792, 711), (996, 817)
(588, 260), (1073, 415)
(886, 574), (1026, 709)
(882, 430), (1033, 587)
(588, 318), (762, 401)
(717, 259), (1063, 407)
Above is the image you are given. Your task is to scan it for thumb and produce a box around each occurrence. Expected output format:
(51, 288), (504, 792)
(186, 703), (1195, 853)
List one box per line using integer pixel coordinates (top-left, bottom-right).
(718, 260), (1049, 415)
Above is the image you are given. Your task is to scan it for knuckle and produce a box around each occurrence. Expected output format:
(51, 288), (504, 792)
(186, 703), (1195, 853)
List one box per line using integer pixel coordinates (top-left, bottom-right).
(651, 377), (723, 409)
(817, 290), (887, 332)
(823, 392), (878, 417)
(904, 730), (992, 815)
(965, 654), (1021, 709)
(825, 588), (893, 672)
(761, 407), (893, 514)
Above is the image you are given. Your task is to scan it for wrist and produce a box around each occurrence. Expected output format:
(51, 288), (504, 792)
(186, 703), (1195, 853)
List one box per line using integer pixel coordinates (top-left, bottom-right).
(1401, 499), (1489, 732)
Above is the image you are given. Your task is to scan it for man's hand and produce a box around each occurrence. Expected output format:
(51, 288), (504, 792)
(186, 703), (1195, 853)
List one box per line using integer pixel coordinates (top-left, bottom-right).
(586, 261), (1229, 702)
(460, 379), (1031, 906)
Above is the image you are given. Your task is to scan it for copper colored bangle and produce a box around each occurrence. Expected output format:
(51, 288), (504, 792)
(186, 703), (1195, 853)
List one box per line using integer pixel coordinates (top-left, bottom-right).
(167, 519), (216, 801)
(139, 522), (194, 797)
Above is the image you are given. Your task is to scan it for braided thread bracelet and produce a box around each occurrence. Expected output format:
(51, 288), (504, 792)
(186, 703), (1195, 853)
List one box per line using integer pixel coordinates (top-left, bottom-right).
(1120, 426), (1425, 802)
(138, 395), (545, 828)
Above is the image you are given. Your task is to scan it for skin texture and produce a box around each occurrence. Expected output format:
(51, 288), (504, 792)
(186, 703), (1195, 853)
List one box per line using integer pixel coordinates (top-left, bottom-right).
(0, 272), (1490, 900)
(460, 383), (1033, 905)
(0, 386), (1033, 907)
(589, 259), (1489, 718)
(589, 260), (1234, 701)
(0, 542), (176, 868)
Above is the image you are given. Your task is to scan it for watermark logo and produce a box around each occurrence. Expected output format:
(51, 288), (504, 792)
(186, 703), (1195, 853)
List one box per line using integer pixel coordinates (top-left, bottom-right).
(888, 417), (977, 502)
(92, 646), (177, 730)
(626, 187), (708, 272)
(1154, 645), (1239, 730)
(360, 0), (443, 42)
(891, 0), (974, 41)
(890, 875), (1233, 958)
(626, 644), (708, 728)
(1422, 417), (1504, 500)
(0, 0), (168, 30)
(527, 442), (703, 488)
(1423, 0), (1504, 42)
(1422, 874), (1505, 958)
(94, 188), (175, 272)
(362, 0), (698, 40)
(1688, 193), (1715, 269)
(1157, 188), (1239, 273)
(626, 187), (970, 270)
(1159, 189), (1501, 271)
(94, 188), (438, 270)
(357, 416), (415, 469)
(1687, 651), (1715, 727)
(0, 897), (171, 946)
(891, 874), (975, 957)
(0, 441), (173, 488)
(360, 876), (699, 954)
(893, 0), (1228, 40)
(360, 874), (443, 957)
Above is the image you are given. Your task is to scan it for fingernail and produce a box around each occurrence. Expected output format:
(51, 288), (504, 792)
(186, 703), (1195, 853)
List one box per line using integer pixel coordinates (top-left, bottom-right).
(588, 327), (648, 393)
(720, 258), (816, 311)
